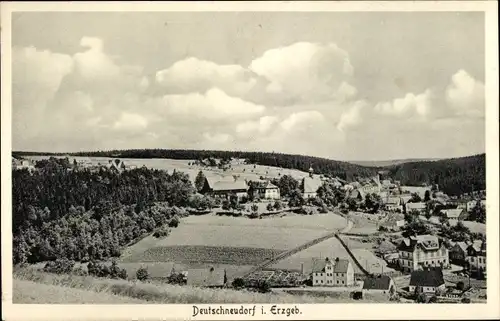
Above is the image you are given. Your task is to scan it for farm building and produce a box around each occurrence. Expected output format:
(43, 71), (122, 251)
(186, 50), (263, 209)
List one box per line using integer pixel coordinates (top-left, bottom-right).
(301, 168), (322, 199)
(449, 241), (469, 265)
(345, 188), (366, 203)
(397, 235), (449, 272)
(408, 267), (445, 294)
(186, 267), (227, 288)
(248, 180), (280, 200)
(201, 176), (248, 200)
(405, 202), (426, 214)
(311, 257), (355, 287)
(441, 208), (468, 220)
(362, 275), (396, 297)
(466, 240), (486, 278)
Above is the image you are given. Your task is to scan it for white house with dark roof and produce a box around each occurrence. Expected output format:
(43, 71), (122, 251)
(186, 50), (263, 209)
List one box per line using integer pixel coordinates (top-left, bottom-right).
(311, 257), (354, 287)
(385, 196), (403, 212)
(397, 235), (449, 272)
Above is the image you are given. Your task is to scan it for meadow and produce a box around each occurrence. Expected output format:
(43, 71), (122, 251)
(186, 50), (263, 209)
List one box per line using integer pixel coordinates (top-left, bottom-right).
(25, 155), (312, 182)
(120, 213), (348, 279)
(13, 268), (363, 304)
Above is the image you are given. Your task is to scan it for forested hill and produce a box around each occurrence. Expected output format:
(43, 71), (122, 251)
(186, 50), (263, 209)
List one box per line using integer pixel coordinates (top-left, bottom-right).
(14, 149), (485, 196)
(387, 154), (485, 196)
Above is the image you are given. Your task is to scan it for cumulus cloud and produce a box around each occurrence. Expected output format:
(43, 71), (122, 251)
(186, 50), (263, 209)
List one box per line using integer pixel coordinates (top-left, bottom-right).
(374, 89), (432, 118)
(445, 69), (485, 118)
(337, 100), (367, 131)
(249, 42), (355, 104)
(235, 116), (279, 137)
(113, 112), (149, 131)
(157, 88), (266, 123)
(155, 57), (257, 97)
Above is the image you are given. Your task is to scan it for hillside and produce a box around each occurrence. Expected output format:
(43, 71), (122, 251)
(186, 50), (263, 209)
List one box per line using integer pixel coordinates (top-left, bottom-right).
(14, 149), (485, 196)
(387, 154), (486, 196)
(348, 158), (441, 167)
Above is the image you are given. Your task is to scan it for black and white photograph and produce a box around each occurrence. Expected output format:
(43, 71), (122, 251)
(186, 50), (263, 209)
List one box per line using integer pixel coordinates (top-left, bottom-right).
(2, 1), (499, 320)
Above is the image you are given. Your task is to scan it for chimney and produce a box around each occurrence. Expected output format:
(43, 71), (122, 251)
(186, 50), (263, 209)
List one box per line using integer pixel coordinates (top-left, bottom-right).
(301, 263), (304, 275)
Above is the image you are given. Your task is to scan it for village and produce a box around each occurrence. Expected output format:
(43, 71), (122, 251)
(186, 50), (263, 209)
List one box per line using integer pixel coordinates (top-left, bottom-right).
(12, 155), (487, 304)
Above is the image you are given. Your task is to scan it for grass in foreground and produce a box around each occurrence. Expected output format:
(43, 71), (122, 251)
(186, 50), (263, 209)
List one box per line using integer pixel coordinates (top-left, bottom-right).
(13, 279), (148, 304)
(14, 268), (369, 304)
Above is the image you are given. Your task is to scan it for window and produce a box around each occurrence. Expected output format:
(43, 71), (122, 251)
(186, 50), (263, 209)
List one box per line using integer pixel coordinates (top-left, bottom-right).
(341, 281), (344, 284)
(337, 280), (339, 284)
(315, 280), (318, 283)
(321, 280), (323, 283)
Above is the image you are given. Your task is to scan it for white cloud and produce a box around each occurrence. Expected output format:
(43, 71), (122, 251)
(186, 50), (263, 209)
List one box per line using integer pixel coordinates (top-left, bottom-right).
(236, 116), (279, 137)
(159, 88), (266, 122)
(249, 42), (355, 104)
(337, 100), (366, 131)
(279, 110), (326, 132)
(446, 69), (485, 118)
(113, 112), (149, 131)
(156, 57), (257, 97)
(374, 89), (432, 118)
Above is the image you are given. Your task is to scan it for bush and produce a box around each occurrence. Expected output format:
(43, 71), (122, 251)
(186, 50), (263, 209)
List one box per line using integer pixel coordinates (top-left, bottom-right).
(168, 272), (186, 285)
(257, 280), (270, 293)
(43, 258), (75, 274)
(456, 281), (465, 291)
(72, 266), (88, 276)
(378, 226), (388, 232)
(168, 215), (180, 228)
(461, 297), (471, 304)
(153, 226), (170, 238)
(266, 203), (274, 212)
(273, 201), (282, 211)
(352, 291), (363, 300)
(136, 266), (150, 281)
(232, 277), (246, 289)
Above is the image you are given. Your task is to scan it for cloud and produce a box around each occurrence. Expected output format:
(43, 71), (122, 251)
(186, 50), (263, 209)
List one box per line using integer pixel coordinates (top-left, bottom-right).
(236, 116), (279, 137)
(249, 42), (355, 104)
(155, 57), (257, 97)
(337, 100), (366, 131)
(374, 89), (432, 118)
(113, 112), (149, 131)
(157, 88), (266, 123)
(445, 69), (485, 118)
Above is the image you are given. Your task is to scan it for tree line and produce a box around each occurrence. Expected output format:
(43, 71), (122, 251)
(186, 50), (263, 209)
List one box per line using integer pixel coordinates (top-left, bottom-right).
(12, 157), (194, 265)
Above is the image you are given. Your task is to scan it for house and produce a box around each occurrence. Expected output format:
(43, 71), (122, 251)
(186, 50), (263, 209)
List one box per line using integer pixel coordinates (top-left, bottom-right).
(249, 180), (280, 200)
(441, 208), (468, 220)
(186, 267), (227, 288)
(409, 267), (445, 294)
(466, 240), (486, 278)
(400, 195), (413, 205)
(362, 275), (396, 297)
(466, 200), (479, 212)
(397, 235), (449, 272)
(311, 257), (355, 287)
(449, 241), (469, 265)
(385, 197), (403, 212)
(405, 202), (426, 214)
(302, 168), (322, 199)
(201, 176), (248, 200)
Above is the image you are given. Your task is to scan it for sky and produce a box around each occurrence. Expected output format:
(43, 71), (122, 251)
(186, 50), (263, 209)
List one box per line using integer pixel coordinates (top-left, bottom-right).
(11, 11), (486, 161)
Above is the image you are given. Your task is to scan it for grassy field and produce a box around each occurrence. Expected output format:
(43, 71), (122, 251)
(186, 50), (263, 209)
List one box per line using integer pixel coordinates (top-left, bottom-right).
(13, 268), (365, 304)
(13, 279), (148, 304)
(121, 213), (347, 280)
(25, 155), (313, 182)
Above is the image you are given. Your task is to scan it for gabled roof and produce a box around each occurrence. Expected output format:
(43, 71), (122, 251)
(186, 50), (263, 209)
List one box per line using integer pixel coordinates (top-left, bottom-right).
(303, 176), (322, 194)
(467, 240), (486, 256)
(212, 180), (248, 192)
(442, 209), (465, 219)
(400, 195), (413, 204)
(452, 241), (469, 252)
(406, 202), (426, 210)
(363, 275), (393, 290)
(311, 258), (330, 273)
(333, 259), (350, 273)
(409, 268), (444, 287)
(186, 267), (226, 287)
(398, 235), (442, 252)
